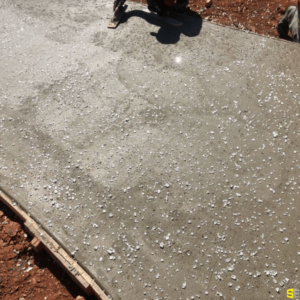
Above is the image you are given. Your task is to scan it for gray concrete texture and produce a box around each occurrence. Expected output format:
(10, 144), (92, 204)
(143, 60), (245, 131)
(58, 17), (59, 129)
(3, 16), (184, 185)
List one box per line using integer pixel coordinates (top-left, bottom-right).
(0, 0), (300, 299)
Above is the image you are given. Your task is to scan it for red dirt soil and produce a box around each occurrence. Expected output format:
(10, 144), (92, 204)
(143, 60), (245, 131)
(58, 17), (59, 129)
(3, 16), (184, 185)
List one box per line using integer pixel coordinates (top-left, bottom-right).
(0, 203), (94, 300)
(138, 0), (298, 41)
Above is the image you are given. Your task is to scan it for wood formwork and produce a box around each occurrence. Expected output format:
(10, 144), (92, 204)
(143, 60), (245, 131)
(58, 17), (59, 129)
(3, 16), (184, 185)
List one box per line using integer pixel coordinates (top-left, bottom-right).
(0, 189), (109, 300)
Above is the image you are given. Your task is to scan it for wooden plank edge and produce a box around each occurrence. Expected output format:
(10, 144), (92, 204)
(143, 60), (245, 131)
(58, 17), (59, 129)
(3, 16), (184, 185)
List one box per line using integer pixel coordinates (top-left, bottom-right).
(0, 189), (109, 300)
(30, 236), (43, 253)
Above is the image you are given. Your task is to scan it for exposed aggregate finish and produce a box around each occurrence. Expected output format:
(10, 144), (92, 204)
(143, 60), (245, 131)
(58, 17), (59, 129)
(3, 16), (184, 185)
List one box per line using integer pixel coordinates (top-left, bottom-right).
(0, 0), (300, 299)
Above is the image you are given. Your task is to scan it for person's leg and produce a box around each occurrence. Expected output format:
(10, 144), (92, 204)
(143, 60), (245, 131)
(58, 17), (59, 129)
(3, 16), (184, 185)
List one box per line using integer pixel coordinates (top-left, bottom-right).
(277, 6), (295, 38)
(288, 7), (300, 42)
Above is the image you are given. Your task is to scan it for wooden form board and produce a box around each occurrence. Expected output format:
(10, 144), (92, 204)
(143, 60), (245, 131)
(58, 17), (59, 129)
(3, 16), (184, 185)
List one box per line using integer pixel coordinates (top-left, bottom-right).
(0, 189), (109, 300)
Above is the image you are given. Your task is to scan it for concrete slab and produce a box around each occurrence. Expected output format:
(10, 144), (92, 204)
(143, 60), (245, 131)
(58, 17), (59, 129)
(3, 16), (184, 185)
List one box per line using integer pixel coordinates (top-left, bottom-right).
(1, 0), (300, 299)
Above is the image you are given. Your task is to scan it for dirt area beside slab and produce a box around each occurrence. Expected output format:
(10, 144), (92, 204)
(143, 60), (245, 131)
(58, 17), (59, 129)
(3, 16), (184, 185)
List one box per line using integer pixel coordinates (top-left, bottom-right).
(0, 203), (93, 300)
(138, 0), (297, 41)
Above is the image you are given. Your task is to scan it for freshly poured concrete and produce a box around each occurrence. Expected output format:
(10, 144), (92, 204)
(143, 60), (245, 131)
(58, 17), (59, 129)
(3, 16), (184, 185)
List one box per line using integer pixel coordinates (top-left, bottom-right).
(1, 0), (300, 299)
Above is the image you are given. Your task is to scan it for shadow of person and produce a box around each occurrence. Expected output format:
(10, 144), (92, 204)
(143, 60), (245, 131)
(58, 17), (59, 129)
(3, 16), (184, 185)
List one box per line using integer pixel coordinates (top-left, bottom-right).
(120, 9), (202, 44)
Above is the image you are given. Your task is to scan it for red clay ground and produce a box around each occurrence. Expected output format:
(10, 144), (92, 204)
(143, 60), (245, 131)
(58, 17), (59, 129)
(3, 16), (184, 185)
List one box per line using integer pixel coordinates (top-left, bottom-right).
(0, 202), (95, 300)
(138, 0), (297, 41)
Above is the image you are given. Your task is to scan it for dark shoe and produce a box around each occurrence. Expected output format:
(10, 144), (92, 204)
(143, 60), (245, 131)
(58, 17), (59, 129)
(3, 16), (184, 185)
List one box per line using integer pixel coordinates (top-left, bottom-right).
(148, 4), (168, 16)
(170, 0), (188, 13)
(175, 0), (188, 7)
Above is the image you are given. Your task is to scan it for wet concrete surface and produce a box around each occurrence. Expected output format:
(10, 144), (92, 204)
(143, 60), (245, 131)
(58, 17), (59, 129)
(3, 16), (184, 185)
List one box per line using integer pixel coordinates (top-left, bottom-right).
(1, 0), (300, 299)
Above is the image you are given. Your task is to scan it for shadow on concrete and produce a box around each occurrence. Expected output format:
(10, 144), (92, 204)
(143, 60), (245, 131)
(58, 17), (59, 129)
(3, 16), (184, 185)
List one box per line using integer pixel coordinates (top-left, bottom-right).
(120, 9), (202, 44)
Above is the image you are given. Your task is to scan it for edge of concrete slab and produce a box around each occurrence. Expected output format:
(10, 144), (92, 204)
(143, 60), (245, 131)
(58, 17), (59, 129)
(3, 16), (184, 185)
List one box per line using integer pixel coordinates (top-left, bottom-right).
(0, 188), (109, 300)
(202, 18), (293, 45)
(155, 4), (294, 46)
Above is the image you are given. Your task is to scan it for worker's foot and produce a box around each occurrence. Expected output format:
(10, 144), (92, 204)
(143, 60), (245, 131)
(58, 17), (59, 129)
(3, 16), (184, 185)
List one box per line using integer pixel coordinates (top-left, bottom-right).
(148, 5), (168, 16)
(277, 6), (299, 41)
(170, 0), (189, 13)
